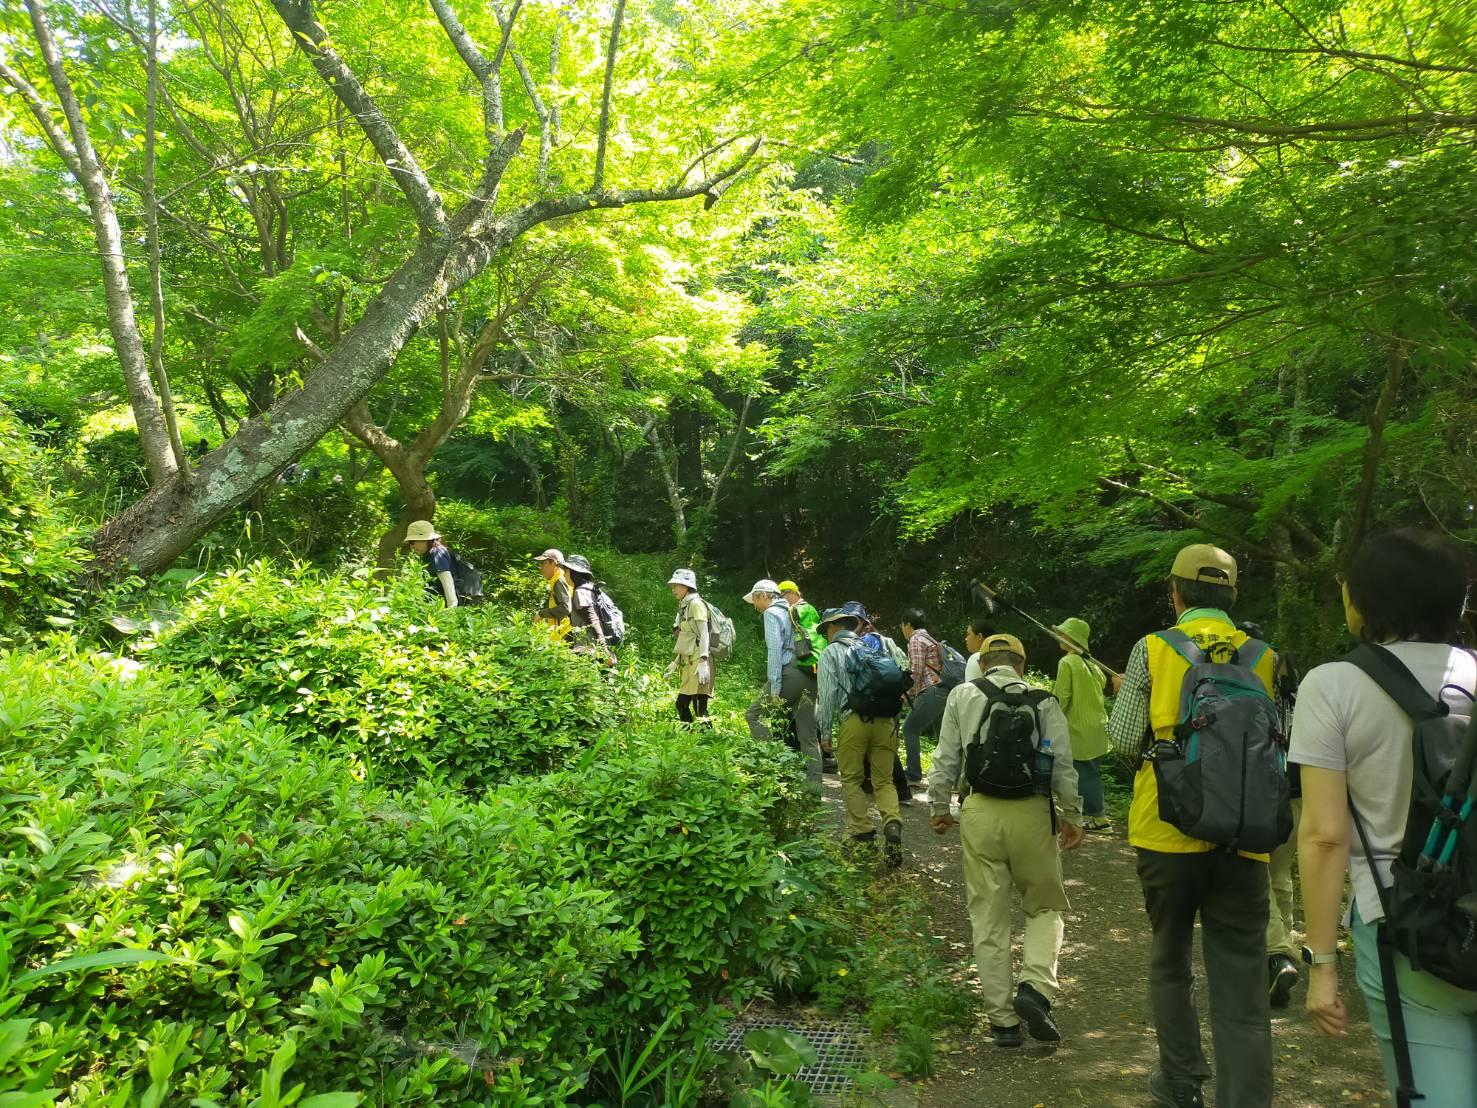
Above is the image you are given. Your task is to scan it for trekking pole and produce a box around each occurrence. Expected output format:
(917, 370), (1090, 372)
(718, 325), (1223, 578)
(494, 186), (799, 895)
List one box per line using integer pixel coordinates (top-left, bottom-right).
(970, 579), (1122, 682)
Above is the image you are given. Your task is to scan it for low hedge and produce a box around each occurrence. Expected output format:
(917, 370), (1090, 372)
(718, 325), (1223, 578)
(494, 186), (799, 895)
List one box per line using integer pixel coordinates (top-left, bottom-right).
(145, 562), (618, 792)
(1, 640), (842, 1104)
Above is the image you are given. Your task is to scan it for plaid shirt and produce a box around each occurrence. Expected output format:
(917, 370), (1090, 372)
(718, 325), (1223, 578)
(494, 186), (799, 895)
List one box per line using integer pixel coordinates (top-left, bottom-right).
(906, 629), (943, 698)
(1106, 637), (1152, 759)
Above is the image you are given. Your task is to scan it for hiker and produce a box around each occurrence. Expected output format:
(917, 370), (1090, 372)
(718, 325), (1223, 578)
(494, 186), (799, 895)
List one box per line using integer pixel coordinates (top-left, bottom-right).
(816, 602), (910, 867)
(929, 632), (1085, 1047)
(900, 608), (950, 786)
(859, 611), (916, 804)
(666, 568), (713, 724)
(1106, 543), (1280, 1108)
(535, 548), (574, 629)
(1241, 620), (1303, 1010)
(781, 580), (830, 767)
(963, 615), (990, 682)
(1292, 530), (1477, 1108)
(743, 578), (823, 784)
(404, 519), (458, 608)
(562, 554), (611, 656)
(1053, 617), (1113, 833)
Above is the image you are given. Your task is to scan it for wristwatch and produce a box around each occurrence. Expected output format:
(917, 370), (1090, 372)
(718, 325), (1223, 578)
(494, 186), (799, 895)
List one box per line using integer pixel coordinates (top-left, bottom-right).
(1301, 945), (1339, 967)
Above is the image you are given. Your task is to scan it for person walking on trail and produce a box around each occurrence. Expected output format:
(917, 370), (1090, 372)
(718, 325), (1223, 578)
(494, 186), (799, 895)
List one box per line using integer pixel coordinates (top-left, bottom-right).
(744, 578), (823, 785)
(1239, 620), (1304, 1011)
(1106, 543), (1279, 1108)
(1052, 617), (1113, 833)
(816, 603), (907, 866)
(860, 611), (916, 804)
(562, 554), (611, 656)
(1293, 530), (1477, 1108)
(405, 520), (459, 608)
(778, 579), (825, 767)
(667, 568), (713, 724)
(901, 608), (950, 786)
(535, 548), (574, 628)
(929, 632), (1085, 1048)
(963, 615), (990, 682)
(780, 581), (829, 760)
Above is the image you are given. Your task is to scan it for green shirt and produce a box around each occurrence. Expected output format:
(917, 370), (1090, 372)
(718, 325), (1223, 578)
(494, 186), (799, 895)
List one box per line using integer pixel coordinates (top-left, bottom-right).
(1054, 651), (1111, 762)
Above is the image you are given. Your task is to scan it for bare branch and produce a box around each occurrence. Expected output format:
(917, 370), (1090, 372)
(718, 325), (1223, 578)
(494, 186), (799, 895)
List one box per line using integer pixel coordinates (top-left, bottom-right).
(0, 58), (82, 177)
(428, 0), (501, 142)
(592, 0), (627, 191)
(269, 0), (448, 232)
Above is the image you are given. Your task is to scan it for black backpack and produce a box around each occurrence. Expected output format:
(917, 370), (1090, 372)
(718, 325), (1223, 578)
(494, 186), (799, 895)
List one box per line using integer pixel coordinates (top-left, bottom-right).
(1344, 644), (1477, 1108)
(965, 679), (1054, 800)
(447, 550), (483, 603)
(590, 583), (626, 647)
(844, 639), (912, 720)
(1147, 631), (1290, 854)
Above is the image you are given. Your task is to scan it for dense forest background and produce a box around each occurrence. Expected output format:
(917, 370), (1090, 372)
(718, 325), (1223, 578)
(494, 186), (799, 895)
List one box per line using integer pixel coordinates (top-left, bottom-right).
(4, 0), (1477, 653)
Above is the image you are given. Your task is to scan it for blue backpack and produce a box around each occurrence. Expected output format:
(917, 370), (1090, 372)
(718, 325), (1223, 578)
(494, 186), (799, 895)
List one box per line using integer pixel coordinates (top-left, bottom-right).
(845, 639), (912, 721)
(1147, 630), (1290, 854)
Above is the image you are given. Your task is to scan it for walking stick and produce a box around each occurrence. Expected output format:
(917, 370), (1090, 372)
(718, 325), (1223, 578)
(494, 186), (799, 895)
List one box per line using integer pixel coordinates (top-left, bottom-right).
(970, 578), (1122, 682)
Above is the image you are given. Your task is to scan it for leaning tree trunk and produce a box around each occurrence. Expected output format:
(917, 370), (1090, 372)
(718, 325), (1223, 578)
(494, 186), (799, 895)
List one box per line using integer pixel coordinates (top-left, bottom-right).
(90, 235), (455, 577)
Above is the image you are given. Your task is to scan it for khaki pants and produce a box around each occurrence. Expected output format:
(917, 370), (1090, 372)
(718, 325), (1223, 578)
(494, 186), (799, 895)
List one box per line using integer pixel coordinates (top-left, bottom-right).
(836, 714), (900, 835)
(960, 792), (1070, 1027)
(1266, 798), (1302, 959)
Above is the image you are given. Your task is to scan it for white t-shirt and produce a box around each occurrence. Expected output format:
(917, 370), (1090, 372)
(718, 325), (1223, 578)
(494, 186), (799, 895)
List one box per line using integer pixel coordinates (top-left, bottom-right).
(964, 652), (982, 683)
(1289, 641), (1477, 923)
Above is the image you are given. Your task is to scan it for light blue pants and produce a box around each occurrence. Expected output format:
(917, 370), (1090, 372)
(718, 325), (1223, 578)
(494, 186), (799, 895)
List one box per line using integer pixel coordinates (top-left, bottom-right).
(1352, 904), (1477, 1107)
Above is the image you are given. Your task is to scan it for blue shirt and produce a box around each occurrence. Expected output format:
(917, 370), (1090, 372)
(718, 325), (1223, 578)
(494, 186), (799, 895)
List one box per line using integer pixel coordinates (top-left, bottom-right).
(763, 599), (796, 695)
(423, 546), (453, 603)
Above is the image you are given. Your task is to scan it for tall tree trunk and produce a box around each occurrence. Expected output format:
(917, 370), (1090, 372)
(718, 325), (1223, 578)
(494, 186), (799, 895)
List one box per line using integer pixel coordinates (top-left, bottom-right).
(20, 0), (176, 484)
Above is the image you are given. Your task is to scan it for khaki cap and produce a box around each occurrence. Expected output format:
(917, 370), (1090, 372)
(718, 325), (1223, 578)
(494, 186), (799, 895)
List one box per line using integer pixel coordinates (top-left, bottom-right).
(983, 633), (1026, 659)
(1170, 543), (1238, 588)
(404, 520), (440, 542)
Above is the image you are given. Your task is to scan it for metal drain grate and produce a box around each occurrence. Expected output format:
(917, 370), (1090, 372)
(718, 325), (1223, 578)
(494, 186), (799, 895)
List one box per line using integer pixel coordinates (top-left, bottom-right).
(713, 1015), (867, 1095)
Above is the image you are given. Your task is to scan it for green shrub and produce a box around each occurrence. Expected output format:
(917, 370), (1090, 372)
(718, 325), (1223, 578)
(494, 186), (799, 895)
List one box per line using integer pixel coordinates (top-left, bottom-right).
(145, 561), (618, 792)
(0, 642), (842, 1104)
(0, 402), (87, 637)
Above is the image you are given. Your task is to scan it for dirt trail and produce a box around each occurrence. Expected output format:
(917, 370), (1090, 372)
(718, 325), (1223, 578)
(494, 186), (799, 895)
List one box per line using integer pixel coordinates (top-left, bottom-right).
(822, 777), (1389, 1107)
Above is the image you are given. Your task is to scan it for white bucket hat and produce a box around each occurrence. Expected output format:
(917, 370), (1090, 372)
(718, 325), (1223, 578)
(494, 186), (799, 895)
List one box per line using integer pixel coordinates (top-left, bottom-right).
(668, 568), (698, 589)
(404, 520), (440, 542)
(743, 578), (780, 603)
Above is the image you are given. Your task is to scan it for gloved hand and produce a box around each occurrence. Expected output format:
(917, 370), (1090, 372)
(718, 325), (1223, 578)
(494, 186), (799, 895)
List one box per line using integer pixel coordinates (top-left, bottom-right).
(664, 658), (679, 679)
(697, 659), (712, 687)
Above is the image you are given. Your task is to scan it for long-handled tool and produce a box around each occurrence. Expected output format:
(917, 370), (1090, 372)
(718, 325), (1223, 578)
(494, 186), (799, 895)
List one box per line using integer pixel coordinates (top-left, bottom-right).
(970, 578), (1122, 681)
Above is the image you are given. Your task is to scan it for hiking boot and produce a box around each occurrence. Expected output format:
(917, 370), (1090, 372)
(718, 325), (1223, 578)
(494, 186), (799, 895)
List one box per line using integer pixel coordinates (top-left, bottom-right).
(990, 1023), (1023, 1049)
(883, 819), (904, 869)
(1148, 1068), (1204, 1108)
(1012, 981), (1061, 1042)
(1269, 953), (1300, 1009)
(1083, 816), (1115, 834)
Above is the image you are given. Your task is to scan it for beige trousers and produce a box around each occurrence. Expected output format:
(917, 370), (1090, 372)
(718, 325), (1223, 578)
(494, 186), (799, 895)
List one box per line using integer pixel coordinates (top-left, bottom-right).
(1266, 798), (1303, 959)
(836, 713), (900, 835)
(960, 792), (1071, 1027)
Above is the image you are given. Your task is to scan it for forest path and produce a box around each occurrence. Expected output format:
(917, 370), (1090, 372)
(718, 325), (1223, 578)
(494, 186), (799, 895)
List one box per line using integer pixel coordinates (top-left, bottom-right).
(819, 776), (1389, 1107)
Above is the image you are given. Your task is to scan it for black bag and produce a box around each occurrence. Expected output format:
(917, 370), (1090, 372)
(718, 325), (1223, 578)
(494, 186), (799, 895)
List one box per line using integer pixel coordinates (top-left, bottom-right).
(591, 583), (626, 647)
(447, 550), (483, 603)
(965, 679), (1053, 800)
(1344, 644), (1477, 1108)
(844, 639), (912, 720)
(1148, 631), (1290, 854)
(790, 605), (814, 662)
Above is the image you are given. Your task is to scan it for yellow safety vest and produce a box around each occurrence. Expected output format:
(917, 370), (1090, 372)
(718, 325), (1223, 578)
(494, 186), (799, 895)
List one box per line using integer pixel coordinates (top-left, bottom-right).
(1127, 614), (1278, 857)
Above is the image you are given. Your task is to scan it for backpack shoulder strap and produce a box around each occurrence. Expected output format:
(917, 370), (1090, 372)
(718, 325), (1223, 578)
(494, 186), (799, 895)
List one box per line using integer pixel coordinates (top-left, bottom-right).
(1343, 643), (1447, 722)
(1238, 637), (1270, 672)
(1155, 628), (1208, 667)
